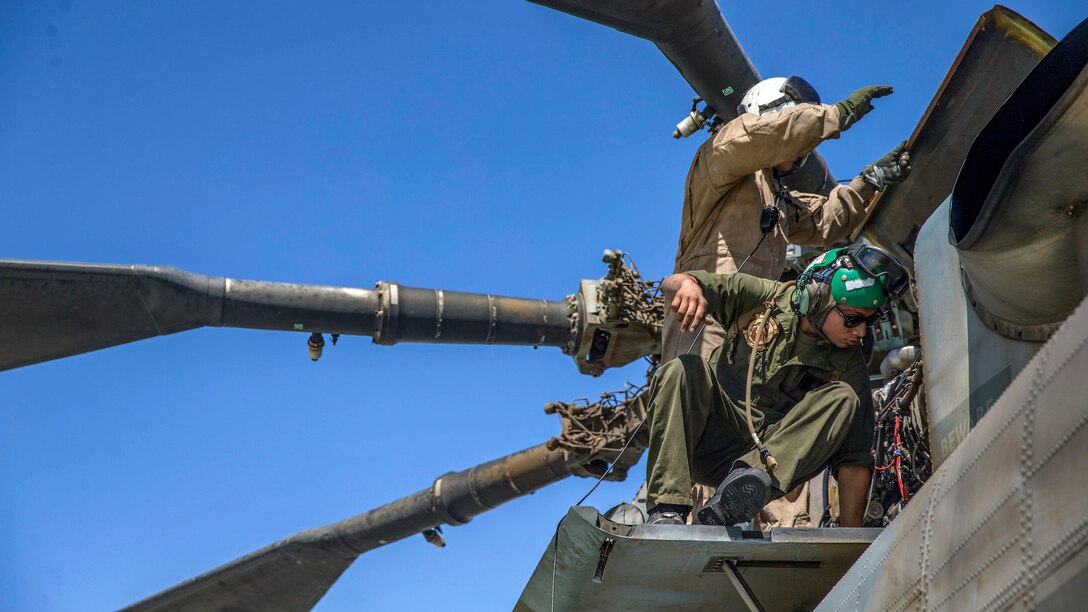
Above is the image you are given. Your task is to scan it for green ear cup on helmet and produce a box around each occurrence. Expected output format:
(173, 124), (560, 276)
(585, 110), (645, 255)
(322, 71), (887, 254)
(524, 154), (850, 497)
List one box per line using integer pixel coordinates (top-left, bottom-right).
(793, 247), (844, 316)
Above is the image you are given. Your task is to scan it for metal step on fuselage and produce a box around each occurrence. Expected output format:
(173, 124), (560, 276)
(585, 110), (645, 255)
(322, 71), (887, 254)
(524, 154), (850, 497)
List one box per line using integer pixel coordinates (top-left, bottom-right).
(516, 506), (880, 611)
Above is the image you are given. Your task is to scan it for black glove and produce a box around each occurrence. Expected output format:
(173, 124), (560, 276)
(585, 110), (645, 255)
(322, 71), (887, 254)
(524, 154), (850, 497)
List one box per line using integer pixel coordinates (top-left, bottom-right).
(835, 85), (893, 131)
(862, 141), (911, 190)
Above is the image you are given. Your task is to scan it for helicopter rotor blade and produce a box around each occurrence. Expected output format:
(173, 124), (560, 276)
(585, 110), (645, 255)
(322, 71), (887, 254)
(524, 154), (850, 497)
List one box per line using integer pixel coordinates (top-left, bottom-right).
(121, 443), (581, 612)
(0, 259), (576, 371)
(122, 541), (355, 612)
(120, 385), (650, 611)
(527, 0), (758, 122)
(0, 260), (220, 371)
(527, 0), (836, 194)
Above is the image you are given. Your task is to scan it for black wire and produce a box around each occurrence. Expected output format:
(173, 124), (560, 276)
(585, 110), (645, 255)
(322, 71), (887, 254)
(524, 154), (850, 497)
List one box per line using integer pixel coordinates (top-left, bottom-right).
(575, 418), (647, 507)
(549, 415), (648, 611)
(735, 232), (768, 274)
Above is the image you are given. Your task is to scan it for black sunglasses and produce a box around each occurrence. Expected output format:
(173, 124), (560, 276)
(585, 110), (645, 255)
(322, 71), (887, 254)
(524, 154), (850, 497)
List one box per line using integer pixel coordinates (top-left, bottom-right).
(833, 304), (885, 328)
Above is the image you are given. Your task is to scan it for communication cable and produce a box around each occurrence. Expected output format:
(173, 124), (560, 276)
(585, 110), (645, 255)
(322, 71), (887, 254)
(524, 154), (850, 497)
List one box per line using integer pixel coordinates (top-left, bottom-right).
(669, 231), (767, 358)
(550, 415), (647, 612)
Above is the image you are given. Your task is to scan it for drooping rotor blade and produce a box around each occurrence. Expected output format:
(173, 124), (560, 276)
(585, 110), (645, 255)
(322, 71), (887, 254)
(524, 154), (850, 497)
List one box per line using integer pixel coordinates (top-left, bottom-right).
(528, 0), (756, 123)
(526, 0), (835, 194)
(121, 443), (579, 612)
(0, 259), (575, 371)
(856, 7), (1056, 267)
(1, 252), (665, 374)
(122, 387), (649, 612)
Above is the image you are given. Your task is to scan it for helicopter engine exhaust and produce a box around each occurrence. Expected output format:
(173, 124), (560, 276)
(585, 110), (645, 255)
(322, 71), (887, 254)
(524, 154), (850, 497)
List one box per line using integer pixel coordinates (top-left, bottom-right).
(950, 18), (1088, 341)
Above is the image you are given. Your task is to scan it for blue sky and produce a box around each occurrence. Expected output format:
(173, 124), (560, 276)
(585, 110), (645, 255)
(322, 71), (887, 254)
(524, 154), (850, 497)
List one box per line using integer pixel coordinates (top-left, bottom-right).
(1, 1), (1083, 610)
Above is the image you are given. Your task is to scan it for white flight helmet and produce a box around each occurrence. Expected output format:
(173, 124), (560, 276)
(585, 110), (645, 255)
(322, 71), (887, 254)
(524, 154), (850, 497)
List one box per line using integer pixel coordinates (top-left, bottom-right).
(736, 76), (822, 117)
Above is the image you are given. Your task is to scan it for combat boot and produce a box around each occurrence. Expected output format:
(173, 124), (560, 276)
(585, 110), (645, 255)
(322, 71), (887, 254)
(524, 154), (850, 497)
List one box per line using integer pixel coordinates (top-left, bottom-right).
(696, 467), (772, 526)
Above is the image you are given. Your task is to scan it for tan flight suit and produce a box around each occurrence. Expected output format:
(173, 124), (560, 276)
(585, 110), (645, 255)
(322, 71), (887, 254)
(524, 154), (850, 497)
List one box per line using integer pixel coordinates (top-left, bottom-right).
(645, 272), (875, 512)
(662, 103), (876, 362)
(661, 103), (876, 527)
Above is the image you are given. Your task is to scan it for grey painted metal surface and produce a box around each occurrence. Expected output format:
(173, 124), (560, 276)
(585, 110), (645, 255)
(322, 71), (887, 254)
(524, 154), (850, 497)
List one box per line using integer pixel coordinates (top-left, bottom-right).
(527, 0), (835, 195)
(916, 17), (1088, 465)
(817, 291), (1088, 611)
(0, 259), (575, 371)
(915, 199), (1041, 466)
(516, 506), (879, 611)
(951, 17), (1088, 336)
(858, 7), (1054, 268)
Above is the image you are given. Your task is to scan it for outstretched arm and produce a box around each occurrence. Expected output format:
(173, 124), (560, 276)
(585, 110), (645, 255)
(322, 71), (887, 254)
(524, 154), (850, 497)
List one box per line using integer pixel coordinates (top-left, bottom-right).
(703, 104), (840, 189)
(786, 141), (912, 246)
(702, 85), (893, 191)
(784, 177), (876, 246)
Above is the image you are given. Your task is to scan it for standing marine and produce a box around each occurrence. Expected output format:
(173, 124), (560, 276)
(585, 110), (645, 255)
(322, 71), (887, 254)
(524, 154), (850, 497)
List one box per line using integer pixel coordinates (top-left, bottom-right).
(662, 76), (911, 362)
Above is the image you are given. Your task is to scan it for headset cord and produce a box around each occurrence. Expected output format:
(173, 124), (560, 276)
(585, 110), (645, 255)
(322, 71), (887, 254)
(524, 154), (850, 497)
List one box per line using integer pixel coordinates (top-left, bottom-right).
(551, 415), (648, 612)
(743, 301), (779, 474)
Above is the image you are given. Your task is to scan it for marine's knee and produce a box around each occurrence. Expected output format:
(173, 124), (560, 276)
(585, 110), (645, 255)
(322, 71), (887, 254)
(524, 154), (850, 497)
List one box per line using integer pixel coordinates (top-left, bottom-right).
(657, 353), (712, 383)
(813, 381), (860, 417)
(675, 353), (713, 378)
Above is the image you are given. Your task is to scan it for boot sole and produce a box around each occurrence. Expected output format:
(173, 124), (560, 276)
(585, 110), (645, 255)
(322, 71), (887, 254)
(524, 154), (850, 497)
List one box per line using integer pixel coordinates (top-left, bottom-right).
(696, 472), (769, 526)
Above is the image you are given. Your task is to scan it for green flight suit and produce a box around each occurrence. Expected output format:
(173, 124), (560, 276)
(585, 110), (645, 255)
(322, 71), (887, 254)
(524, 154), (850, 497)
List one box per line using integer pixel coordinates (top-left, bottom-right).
(645, 271), (875, 510)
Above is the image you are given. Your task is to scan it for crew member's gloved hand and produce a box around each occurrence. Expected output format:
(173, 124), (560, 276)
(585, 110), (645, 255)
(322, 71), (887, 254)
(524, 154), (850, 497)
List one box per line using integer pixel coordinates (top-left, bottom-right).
(861, 141), (911, 190)
(835, 85), (893, 131)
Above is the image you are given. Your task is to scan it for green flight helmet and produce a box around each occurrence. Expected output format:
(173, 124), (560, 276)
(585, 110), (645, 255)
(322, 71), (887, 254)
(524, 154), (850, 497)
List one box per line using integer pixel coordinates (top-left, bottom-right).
(829, 262), (887, 308)
(796, 246), (894, 312)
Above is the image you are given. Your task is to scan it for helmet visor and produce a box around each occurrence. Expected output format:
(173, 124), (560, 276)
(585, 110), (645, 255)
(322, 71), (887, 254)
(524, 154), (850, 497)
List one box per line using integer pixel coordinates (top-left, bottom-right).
(781, 76), (821, 105)
(850, 245), (910, 298)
